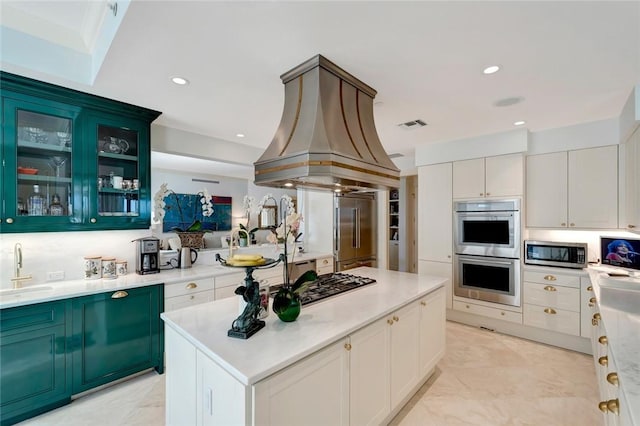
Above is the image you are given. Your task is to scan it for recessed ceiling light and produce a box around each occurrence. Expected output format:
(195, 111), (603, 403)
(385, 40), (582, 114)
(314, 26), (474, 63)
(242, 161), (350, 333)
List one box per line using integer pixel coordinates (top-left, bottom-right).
(171, 77), (189, 85)
(334, 183), (341, 187)
(513, 121), (526, 126)
(284, 182), (293, 187)
(334, 189), (342, 193)
(483, 65), (500, 75)
(236, 133), (245, 138)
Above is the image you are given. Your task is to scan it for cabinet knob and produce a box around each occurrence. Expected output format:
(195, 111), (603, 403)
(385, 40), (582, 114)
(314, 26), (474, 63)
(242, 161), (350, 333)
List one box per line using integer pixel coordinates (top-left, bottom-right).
(561, 222), (566, 227)
(543, 275), (556, 281)
(447, 255), (451, 258)
(111, 290), (129, 299)
(589, 297), (596, 304)
(569, 223), (575, 227)
(607, 399), (619, 415)
(344, 343), (352, 351)
(543, 285), (557, 292)
(500, 311), (505, 316)
(598, 335), (608, 345)
(90, 218), (97, 223)
(606, 372), (619, 386)
(485, 192), (490, 196)
(387, 319), (394, 325)
(587, 285), (593, 292)
(323, 259), (329, 265)
(593, 313), (601, 321)
(6, 218), (14, 224)
(588, 302), (595, 308)
(599, 401), (609, 413)
(393, 315), (399, 322)
(598, 356), (608, 366)
(466, 305), (470, 309)
(190, 295), (195, 300)
(420, 301), (427, 306)
(543, 307), (557, 315)
(628, 224), (636, 229)
(479, 193), (484, 196)
(186, 283), (198, 289)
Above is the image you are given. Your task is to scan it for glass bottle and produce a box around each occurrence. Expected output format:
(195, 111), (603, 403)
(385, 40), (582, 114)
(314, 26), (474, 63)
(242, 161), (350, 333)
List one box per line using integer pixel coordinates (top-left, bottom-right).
(28, 185), (44, 216)
(49, 194), (65, 216)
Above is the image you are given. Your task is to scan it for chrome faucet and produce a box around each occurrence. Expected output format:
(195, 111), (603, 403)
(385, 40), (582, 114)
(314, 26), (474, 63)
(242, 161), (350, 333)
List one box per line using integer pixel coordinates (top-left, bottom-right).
(11, 243), (32, 289)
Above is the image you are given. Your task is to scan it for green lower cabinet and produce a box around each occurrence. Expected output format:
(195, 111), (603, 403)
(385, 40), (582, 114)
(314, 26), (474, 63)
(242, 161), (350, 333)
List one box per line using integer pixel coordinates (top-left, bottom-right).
(0, 284), (164, 425)
(71, 284), (164, 394)
(0, 300), (72, 426)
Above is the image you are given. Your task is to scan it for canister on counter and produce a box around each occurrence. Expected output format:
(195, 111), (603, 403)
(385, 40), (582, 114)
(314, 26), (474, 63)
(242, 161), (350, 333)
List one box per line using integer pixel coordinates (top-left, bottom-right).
(84, 256), (102, 280)
(116, 260), (128, 276)
(102, 257), (117, 279)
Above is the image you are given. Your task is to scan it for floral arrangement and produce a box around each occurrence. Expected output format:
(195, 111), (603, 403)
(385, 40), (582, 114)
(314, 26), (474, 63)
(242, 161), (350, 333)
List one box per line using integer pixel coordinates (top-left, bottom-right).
(153, 183), (214, 232)
(239, 195), (259, 241)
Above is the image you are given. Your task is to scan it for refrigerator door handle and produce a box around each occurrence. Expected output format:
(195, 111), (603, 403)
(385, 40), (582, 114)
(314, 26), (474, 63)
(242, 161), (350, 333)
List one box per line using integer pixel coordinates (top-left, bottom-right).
(335, 206), (340, 252)
(355, 208), (361, 248)
(352, 208), (357, 248)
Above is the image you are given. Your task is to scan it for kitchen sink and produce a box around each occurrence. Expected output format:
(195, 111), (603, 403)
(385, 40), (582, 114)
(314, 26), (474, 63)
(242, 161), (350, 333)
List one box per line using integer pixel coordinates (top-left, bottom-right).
(0, 285), (54, 296)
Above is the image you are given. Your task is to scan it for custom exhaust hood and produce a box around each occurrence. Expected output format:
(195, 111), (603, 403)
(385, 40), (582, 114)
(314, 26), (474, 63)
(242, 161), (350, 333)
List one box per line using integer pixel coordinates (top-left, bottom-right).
(254, 55), (400, 192)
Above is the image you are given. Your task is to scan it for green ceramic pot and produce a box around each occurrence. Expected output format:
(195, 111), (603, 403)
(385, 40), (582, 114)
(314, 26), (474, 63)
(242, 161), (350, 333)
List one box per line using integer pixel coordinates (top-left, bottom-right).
(272, 290), (301, 322)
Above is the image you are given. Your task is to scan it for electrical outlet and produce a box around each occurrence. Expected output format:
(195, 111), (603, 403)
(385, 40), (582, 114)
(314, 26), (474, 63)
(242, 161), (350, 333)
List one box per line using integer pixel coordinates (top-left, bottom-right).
(47, 271), (65, 281)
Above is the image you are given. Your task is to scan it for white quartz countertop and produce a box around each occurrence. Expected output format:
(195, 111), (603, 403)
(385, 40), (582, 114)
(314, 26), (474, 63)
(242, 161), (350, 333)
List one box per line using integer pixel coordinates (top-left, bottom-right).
(161, 267), (446, 386)
(0, 250), (330, 309)
(587, 267), (640, 425)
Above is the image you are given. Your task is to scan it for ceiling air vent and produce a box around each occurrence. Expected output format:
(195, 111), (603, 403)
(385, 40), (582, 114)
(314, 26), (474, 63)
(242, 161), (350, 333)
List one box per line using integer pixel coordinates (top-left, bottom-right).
(388, 153), (404, 159)
(398, 119), (427, 130)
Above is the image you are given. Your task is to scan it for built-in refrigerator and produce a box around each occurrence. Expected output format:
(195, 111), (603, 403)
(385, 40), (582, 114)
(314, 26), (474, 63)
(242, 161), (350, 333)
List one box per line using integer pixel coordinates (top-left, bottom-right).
(334, 193), (377, 271)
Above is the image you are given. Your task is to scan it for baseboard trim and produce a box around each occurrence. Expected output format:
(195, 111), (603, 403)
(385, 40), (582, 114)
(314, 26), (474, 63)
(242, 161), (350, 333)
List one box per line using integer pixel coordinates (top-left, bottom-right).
(446, 309), (592, 354)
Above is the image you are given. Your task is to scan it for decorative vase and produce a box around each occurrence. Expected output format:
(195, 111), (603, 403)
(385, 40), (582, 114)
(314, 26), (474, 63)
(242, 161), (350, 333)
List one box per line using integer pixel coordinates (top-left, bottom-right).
(272, 290), (301, 322)
(176, 231), (205, 249)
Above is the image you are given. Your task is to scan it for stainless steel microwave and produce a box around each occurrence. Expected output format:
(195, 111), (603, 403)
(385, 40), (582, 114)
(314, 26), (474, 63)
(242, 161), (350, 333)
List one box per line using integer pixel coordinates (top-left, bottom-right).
(524, 241), (588, 269)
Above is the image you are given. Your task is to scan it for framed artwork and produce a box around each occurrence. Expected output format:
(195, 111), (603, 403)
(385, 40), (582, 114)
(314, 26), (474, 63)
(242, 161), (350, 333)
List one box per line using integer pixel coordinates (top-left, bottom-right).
(162, 194), (232, 232)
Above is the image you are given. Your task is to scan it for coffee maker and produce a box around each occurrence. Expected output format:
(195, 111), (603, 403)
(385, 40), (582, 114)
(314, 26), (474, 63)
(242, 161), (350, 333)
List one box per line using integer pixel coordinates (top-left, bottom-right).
(134, 237), (160, 275)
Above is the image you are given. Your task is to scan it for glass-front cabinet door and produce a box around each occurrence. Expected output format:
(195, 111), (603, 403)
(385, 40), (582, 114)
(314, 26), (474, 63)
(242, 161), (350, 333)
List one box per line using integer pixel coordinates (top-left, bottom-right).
(2, 97), (82, 232)
(86, 113), (150, 229)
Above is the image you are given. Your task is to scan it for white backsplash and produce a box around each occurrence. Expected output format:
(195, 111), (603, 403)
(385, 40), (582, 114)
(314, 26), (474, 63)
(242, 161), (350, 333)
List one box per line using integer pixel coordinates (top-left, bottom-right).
(1, 230), (150, 289)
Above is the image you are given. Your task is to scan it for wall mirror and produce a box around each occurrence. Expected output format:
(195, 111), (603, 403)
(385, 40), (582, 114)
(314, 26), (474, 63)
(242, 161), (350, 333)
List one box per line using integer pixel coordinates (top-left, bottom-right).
(260, 205), (277, 228)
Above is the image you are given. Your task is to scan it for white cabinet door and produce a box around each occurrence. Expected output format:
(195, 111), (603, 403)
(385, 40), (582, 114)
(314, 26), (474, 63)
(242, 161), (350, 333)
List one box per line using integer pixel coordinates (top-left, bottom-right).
(197, 350), (247, 426)
(419, 260), (452, 309)
(349, 318), (391, 426)
(452, 158), (485, 199)
(485, 153), (524, 197)
(418, 287), (446, 376)
(568, 146), (618, 228)
(623, 128), (640, 231)
(253, 340), (349, 426)
(389, 301), (420, 408)
(165, 327), (197, 426)
(418, 163), (453, 263)
(526, 151), (568, 228)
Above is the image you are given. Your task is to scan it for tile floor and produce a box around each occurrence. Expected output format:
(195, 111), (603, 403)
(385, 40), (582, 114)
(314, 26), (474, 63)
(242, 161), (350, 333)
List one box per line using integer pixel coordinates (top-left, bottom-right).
(21, 321), (602, 425)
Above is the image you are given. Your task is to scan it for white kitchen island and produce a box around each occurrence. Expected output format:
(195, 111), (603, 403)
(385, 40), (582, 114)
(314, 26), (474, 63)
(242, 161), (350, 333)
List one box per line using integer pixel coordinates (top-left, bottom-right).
(161, 267), (447, 426)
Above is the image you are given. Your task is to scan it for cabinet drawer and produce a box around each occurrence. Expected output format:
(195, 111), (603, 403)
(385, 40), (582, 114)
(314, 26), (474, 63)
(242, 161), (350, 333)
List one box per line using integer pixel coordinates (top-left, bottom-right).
(215, 285), (238, 300)
(1, 300), (67, 335)
(523, 271), (580, 288)
(254, 267), (284, 286)
(452, 300), (522, 324)
(165, 278), (214, 298)
(523, 282), (580, 312)
(523, 304), (580, 336)
(165, 290), (215, 312)
(215, 272), (245, 290)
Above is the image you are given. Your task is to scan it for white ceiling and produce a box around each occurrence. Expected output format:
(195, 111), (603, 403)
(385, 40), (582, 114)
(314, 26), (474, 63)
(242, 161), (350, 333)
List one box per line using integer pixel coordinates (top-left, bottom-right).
(2, 1), (639, 173)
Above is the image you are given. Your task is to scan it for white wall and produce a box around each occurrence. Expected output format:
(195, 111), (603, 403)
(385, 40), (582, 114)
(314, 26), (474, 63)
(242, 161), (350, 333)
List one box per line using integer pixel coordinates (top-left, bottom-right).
(528, 118), (619, 155)
(415, 128), (528, 166)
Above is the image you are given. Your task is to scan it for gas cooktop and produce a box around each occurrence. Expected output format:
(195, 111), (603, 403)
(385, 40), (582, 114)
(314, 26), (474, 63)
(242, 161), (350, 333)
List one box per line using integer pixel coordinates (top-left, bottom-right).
(270, 273), (377, 306)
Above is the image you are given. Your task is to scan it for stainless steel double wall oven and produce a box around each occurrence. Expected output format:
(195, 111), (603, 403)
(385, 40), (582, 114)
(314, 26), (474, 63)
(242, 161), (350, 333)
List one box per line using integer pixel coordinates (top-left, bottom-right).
(454, 199), (521, 307)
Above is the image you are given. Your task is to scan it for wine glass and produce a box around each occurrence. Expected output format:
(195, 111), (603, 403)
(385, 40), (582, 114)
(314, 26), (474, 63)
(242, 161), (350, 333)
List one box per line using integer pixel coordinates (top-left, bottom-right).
(49, 156), (67, 178)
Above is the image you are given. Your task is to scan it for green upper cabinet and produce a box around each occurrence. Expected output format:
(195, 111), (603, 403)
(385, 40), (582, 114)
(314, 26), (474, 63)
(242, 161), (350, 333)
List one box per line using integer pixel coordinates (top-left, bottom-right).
(0, 71), (161, 233)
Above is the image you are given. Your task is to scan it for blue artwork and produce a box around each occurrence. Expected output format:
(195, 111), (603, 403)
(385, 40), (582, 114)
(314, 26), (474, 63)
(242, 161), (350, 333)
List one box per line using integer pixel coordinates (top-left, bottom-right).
(162, 194), (232, 232)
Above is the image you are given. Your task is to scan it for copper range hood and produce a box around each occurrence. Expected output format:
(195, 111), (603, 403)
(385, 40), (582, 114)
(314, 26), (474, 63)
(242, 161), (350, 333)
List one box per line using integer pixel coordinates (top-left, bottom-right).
(254, 55), (400, 192)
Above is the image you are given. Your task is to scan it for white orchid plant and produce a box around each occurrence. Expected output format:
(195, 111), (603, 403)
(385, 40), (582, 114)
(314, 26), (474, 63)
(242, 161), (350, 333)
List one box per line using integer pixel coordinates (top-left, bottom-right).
(153, 183), (214, 232)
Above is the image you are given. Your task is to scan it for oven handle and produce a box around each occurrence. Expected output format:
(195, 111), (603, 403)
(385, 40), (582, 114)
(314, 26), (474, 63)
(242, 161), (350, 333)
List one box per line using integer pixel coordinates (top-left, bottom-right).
(456, 211), (515, 219)
(456, 255), (517, 266)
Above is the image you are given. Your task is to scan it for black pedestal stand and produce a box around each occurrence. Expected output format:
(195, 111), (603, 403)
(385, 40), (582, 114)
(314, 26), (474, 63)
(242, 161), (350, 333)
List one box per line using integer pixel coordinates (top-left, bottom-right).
(216, 253), (284, 339)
